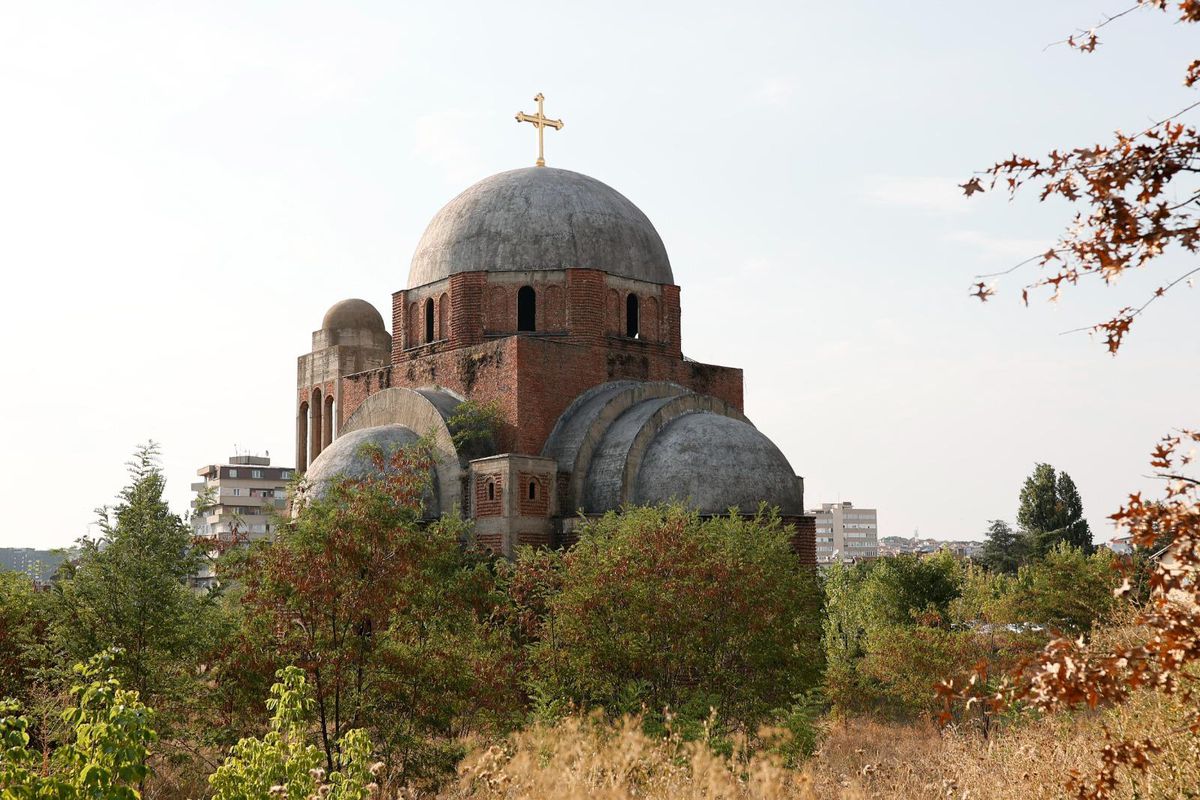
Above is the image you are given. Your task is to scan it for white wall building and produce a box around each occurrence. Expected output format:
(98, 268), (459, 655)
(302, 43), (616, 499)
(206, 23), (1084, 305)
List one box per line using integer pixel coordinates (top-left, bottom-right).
(809, 501), (879, 564)
(190, 455), (293, 588)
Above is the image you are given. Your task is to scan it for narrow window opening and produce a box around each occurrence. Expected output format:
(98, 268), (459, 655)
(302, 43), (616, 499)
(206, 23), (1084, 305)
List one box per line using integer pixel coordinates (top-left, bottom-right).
(626, 293), (640, 338)
(424, 298), (435, 343)
(517, 285), (536, 332)
(528, 481), (537, 501)
(486, 480), (495, 501)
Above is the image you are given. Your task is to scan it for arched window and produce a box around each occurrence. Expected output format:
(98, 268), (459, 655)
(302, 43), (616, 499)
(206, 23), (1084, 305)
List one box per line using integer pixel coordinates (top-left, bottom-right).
(310, 388), (323, 462)
(424, 298), (435, 344)
(626, 293), (640, 338)
(323, 394), (335, 448)
(528, 480), (537, 500)
(486, 480), (496, 501)
(517, 285), (536, 332)
(297, 401), (309, 472)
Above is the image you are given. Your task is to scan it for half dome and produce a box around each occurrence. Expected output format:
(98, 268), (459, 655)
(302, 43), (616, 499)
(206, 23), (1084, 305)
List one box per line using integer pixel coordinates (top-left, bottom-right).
(633, 413), (804, 516)
(408, 167), (673, 288)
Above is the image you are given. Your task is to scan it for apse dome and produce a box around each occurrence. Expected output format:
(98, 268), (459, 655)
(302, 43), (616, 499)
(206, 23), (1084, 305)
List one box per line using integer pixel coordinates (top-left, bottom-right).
(408, 167), (673, 288)
(632, 413), (804, 516)
(299, 424), (436, 513)
(322, 298), (386, 332)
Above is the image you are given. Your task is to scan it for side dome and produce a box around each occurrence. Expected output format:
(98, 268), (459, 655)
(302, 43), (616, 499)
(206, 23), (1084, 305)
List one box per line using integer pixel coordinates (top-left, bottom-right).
(408, 167), (673, 288)
(298, 424), (437, 515)
(322, 299), (385, 332)
(633, 413), (803, 516)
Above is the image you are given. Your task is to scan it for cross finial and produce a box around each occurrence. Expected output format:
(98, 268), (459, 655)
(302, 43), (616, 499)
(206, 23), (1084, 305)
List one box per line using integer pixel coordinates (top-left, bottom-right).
(515, 92), (564, 167)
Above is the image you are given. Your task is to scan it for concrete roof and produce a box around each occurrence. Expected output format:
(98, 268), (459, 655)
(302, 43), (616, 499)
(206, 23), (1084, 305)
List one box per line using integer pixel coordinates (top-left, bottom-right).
(632, 412), (804, 516)
(407, 167), (674, 288)
(322, 298), (386, 332)
(300, 424), (437, 514)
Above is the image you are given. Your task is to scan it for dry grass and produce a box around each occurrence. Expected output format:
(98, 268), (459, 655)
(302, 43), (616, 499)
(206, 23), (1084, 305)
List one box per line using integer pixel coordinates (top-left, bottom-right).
(440, 690), (1199, 800)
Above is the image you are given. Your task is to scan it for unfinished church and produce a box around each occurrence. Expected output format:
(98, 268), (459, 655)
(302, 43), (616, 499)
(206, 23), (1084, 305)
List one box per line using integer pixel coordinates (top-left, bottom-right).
(295, 103), (815, 563)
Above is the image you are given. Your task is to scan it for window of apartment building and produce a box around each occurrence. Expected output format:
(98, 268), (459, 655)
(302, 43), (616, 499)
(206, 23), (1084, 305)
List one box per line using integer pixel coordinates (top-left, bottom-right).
(252, 469), (263, 479)
(231, 488), (242, 496)
(228, 469), (238, 478)
(281, 470), (292, 479)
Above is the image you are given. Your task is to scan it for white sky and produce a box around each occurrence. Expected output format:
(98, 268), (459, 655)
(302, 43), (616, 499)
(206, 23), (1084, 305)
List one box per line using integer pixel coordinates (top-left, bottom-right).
(2, 1), (1197, 549)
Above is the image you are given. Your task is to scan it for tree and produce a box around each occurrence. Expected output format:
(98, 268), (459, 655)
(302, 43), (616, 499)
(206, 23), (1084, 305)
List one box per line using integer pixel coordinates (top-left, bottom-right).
(53, 443), (214, 705)
(948, 6), (1200, 795)
(208, 666), (380, 800)
(0, 650), (156, 800)
(519, 505), (824, 735)
(978, 519), (1027, 573)
(235, 439), (521, 787)
(0, 571), (52, 705)
(992, 543), (1119, 633)
(1016, 463), (1093, 557)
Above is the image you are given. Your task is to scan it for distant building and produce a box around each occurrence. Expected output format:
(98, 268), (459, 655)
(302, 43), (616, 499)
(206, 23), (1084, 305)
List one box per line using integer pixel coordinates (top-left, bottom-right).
(191, 455), (293, 588)
(1104, 535), (1134, 555)
(809, 502), (879, 564)
(0, 547), (69, 586)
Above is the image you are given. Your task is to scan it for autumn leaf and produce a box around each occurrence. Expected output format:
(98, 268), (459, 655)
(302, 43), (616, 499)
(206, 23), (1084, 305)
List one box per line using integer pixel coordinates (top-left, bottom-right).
(960, 177), (985, 196)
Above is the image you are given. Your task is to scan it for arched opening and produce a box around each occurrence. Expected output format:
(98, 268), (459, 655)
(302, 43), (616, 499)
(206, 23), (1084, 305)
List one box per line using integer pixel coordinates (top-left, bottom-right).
(297, 402), (309, 472)
(486, 480), (496, 501)
(424, 297), (435, 344)
(438, 293), (449, 340)
(310, 388), (323, 462)
(528, 480), (537, 501)
(626, 293), (640, 338)
(517, 285), (536, 332)
(323, 394), (335, 448)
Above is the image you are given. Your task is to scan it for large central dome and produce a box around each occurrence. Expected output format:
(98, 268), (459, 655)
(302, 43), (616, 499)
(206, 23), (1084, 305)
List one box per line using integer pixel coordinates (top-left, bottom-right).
(408, 167), (673, 288)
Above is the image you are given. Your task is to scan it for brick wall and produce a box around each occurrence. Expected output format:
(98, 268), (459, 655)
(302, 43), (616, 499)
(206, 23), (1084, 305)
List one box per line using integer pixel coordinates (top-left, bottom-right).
(475, 473), (503, 517)
(517, 472), (550, 517)
(783, 514), (817, 568)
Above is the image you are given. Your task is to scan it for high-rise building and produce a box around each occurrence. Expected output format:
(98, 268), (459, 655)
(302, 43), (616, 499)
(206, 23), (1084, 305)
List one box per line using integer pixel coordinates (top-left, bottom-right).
(190, 455), (293, 588)
(809, 502), (879, 564)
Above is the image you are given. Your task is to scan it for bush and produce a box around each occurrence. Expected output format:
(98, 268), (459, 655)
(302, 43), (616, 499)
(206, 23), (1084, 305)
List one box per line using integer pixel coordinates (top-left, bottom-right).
(516, 505), (824, 735)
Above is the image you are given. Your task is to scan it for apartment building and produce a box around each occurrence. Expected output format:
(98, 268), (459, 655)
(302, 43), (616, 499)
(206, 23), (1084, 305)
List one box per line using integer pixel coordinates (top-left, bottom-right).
(809, 501), (879, 564)
(190, 455), (293, 588)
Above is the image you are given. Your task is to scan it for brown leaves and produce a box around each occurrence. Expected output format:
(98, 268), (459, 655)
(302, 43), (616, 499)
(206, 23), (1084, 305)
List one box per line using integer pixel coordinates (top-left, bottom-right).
(969, 282), (994, 301)
(960, 177), (985, 196)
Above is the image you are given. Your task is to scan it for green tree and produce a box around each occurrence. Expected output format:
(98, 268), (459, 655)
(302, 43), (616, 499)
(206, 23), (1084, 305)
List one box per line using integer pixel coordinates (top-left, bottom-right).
(208, 666), (379, 800)
(521, 505), (824, 735)
(0, 571), (53, 705)
(989, 543), (1118, 634)
(978, 519), (1028, 574)
(236, 439), (520, 786)
(1016, 463), (1093, 558)
(0, 650), (156, 800)
(53, 443), (215, 706)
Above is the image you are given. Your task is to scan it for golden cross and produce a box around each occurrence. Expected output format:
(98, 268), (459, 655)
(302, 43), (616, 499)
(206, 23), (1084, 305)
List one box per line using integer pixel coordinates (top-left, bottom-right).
(515, 93), (564, 167)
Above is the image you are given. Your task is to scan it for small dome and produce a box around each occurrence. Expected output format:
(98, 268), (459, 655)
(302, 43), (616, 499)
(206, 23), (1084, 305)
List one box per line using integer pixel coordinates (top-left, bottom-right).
(408, 167), (673, 288)
(322, 299), (385, 332)
(633, 413), (803, 516)
(301, 425), (435, 513)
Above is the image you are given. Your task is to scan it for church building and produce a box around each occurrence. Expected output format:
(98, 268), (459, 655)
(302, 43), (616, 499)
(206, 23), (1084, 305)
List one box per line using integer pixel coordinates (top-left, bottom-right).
(295, 96), (815, 563)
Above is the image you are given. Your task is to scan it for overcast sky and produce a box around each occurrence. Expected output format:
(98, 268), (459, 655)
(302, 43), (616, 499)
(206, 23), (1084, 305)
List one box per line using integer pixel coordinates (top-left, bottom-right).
(2, 1), (1197, 549)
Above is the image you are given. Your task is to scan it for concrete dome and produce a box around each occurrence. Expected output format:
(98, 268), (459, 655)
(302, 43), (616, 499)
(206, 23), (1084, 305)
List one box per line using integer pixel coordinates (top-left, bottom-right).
(322, 299), (385, 332)
(408, 167), (673, 288)
(632, 412), (803, 516)
(300, 424), (436, 513)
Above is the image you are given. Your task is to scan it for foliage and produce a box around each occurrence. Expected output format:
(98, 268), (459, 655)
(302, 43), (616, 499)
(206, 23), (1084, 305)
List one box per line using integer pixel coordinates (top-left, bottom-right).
(963, 2), (1200, 354)
(990, 543), (1120, 633)
(1016, 463), (1093, 557)
(235, 438), (521, 787)
(518, 506), (824, 736)
(52, 443), (215, 705)
(0, 571), (53, 706)
(977, 519), (1027, 574)
(1, 650), (156, 800)
(208, 666), (380, 800)
(955, 6), (1200, 795)
(446, 400), (503, 460)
